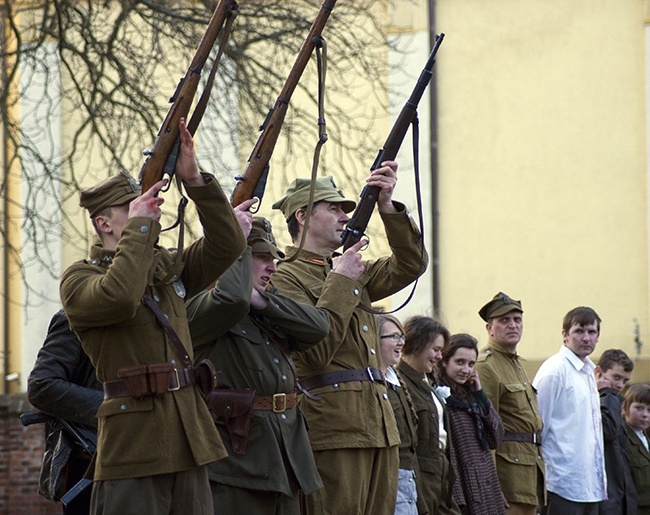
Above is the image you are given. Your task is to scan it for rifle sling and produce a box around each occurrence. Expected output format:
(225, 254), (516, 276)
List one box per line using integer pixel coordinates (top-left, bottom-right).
(358, 115), (425, 316)
(142, 294), (193, 369)
(282, 37), (329, 265)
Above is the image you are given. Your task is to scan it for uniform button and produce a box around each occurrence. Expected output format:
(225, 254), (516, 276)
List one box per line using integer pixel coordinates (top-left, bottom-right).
(333, 383), (339, 389)
(280, 414), (287, 420)
(370, 348), (376, 355)
(120, 404), (126, 411)
(281, 375), (287, 381)
(353, 288), (360, 296)
(139, 225), (149, 233)
(242, 329), (247, 334)
(514, 457), (519, 463)
(515, 385), (520, 389)
(537, 455), (542, 460)
(362, 325), (368, 332)
(171, 359), (176, 365)
(91, 259), (99, 265)
(383, 393), (388, 400)
(153, 294), (160, 302)
(272, 358), (280, 364)
(266, 341), (271, 345)
(523, 382), (527, 386)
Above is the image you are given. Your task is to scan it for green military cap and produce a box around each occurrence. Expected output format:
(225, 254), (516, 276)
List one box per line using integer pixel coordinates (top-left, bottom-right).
(479, 292), (523, 322)
(79, 171), (141, 218)
(248, 217), (285, 260)
(271, 175), (356, 220)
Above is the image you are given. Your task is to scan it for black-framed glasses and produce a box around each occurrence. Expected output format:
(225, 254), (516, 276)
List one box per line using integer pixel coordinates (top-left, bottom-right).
(380, 333), (405, 342)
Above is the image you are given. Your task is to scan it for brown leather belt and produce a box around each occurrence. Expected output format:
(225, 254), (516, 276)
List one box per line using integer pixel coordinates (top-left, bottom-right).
(104, 366), (195, 400)
(300, 367), (385, 391)
(503, 431), (543, 446)
(252, 392), (298, 413)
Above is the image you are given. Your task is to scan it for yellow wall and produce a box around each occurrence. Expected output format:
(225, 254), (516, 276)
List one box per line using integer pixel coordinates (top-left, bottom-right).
(432, 0), (649, 375)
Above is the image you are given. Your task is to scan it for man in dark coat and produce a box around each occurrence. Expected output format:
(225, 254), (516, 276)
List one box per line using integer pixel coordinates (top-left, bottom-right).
(28, 310), (102, 515)
(595, 349), (638, 515)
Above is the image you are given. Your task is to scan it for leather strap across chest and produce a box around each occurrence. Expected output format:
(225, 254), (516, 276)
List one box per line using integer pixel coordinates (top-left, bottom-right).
(300, 367), (385, 391)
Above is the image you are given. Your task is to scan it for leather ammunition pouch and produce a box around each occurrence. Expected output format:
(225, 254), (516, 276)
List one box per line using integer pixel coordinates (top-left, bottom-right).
(117, 363), (175, 399)
(205, 389), (255, 455)
(194, 358), (218, 397)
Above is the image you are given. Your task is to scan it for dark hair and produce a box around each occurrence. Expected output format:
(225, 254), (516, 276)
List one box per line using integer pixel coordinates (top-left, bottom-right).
(597, 349), (634, 373)
(623, 383), (650, 412)
(562, 306), (601, 333)
(402, 316), (450, 356)
(287, 213), (300, 240)
(437, 333), (479, 397)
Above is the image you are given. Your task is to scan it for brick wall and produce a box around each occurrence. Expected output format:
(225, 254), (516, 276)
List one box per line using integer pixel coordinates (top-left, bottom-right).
(0, 394), (60, 514)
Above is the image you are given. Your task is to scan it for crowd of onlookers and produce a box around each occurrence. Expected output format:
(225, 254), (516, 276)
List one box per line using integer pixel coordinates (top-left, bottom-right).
(377, 296), (650, 515)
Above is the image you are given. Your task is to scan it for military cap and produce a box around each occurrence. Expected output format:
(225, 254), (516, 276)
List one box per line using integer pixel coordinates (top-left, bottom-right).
(248, 217), (285, 260)
(479, 292), (523, 322)
(79, 171), (141, 218)
(271, 175), (356, 220)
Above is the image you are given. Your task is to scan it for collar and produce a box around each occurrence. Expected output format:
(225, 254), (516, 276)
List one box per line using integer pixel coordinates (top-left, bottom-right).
(88, 243), (115, 266)
(284, 246), (338, 268)
(485, 339), (523, 360)
(560, 344), (595, 373)
(385, 366), (400, 387)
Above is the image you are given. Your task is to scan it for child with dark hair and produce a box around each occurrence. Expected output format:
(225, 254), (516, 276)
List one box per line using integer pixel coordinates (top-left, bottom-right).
(594, 349), (637, 515)
(437, 333), (505, 515)
(623, 384), (650, 515)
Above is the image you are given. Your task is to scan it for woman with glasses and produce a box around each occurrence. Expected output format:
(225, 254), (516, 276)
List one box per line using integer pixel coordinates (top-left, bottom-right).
(398, 316), (461, 515)
(437, 333), (505, 515)
(376, 314), (425, 515)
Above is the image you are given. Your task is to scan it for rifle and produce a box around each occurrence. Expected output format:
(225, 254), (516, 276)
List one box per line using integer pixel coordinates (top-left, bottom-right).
(340, 33), (445, 251)
(21, 411), (98, 508)
(230, 0), (338, 207)
(139, 0), (239, 193)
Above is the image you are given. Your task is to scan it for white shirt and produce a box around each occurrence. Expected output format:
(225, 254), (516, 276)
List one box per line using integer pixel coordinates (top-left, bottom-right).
(634, 428), (650, 453)
(431, 388), (448, 450)
(533, 345), (606, 502)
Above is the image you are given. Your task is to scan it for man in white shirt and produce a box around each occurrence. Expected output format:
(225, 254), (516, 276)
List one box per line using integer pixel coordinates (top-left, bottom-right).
(533, 306), (607, 515)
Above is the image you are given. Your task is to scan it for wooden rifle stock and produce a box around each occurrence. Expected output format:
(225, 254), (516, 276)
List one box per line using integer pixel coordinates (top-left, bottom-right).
(340, 34), (444, 251)
(139, 0), (238, 193)
(230, 0), (337, 207)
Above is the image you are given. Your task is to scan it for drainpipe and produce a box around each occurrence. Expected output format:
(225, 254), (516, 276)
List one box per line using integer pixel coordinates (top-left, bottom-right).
(428, 0), (440, 310)
(1, 8), (9, 396)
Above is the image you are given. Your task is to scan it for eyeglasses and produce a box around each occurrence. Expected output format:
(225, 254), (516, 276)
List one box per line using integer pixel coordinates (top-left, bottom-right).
(380, 333), (405, 342)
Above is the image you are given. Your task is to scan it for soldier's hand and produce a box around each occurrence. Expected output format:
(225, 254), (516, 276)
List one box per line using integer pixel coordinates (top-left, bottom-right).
(331, 239), (367, 281)
(368, 160), (398, 214)
(234, 199), (257, 238)
(130, 179), (166, 221)
(175, 118), (205, 187)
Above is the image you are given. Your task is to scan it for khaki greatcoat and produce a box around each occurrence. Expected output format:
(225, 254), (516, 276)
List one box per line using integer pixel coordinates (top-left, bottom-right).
(474, 340), (545, 507)
(60, 176), (246, 481)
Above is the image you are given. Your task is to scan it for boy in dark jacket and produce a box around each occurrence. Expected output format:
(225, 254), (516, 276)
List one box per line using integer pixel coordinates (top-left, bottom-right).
(594, 349), (637, 515)
(623, 383), (650, 515)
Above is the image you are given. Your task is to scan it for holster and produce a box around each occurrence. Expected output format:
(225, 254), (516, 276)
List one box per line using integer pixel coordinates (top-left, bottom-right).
(117, 363), (175, 399)
(194, 359), (218, 397)
(205, 389), (255, 455)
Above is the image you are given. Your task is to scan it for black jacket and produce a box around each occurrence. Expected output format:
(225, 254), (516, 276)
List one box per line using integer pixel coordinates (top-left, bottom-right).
(27, 310), (102, 502)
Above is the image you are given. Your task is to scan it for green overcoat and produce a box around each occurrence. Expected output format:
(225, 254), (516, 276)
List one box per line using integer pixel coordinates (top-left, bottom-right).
(60, 176), (246, 481)
(186, 247), (329, 497)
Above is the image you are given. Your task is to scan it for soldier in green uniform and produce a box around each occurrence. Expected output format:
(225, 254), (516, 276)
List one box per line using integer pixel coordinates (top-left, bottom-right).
(270, 163), (428, 515)
(186, 209), (329, 514)
(475, 292), (546, 515)
(60, 119), (246, 515)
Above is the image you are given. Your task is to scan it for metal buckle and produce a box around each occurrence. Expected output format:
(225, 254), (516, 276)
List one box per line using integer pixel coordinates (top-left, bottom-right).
(168, 369), (181, 391)
(366, 367), (376, 382)
(273, 393), (287, 413)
